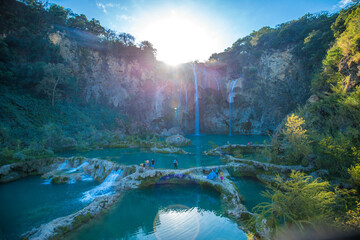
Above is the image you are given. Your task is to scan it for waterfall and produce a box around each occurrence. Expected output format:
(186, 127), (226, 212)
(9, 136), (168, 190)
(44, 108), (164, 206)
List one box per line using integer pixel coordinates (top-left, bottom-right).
(56, 159), (69, 170)
(185, 85), (188, 134)
(66, 161), (89, 174)
(192, 64), (200, 135)
(215, 78), (220, 92)
(67, 177), (76, 184)
(81, 175), (94, 181)
(229, 79), (238, 136)
(81, 169), (123, 202)
(178, 87), (182, 129)
(42, 177), (53, 185)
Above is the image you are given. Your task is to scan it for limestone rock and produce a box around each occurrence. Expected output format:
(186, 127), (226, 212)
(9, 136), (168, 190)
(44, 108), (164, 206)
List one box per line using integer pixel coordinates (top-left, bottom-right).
(150, 146), (190, 154)
(165, 134), (192, 146)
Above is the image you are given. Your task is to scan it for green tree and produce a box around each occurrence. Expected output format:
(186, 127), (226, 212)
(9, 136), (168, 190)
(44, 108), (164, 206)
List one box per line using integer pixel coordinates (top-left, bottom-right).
(48, 4), (69, 25)
(36, 63), (71, 106)
(252, 171), (336, 236)
(282, 114), (311, 164)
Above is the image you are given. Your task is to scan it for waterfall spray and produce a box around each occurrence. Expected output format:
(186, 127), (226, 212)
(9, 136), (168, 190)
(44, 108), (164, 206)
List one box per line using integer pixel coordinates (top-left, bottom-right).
(229, 79), (238, 136)
(185, 85), (188, 134)
(192, 64), (200, 135)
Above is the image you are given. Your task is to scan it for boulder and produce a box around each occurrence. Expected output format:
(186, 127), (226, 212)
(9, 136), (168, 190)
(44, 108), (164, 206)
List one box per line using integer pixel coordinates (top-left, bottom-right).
(165, 134), (192, 147)
(160, 127), (183, 137)
(150, 146), (190, 154)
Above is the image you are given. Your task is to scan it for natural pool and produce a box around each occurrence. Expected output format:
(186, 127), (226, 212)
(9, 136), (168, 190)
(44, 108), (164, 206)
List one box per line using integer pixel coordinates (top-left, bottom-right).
(233, 177), (269, 211)
(0, 176), (98, 240)
(68, 183), (248, 240)
(60, 135), (270, 169)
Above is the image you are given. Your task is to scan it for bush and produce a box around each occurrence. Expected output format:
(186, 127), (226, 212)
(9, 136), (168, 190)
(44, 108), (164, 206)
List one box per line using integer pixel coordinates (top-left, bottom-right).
(282, 114), (311, 164)
(250, 171), (336, 237)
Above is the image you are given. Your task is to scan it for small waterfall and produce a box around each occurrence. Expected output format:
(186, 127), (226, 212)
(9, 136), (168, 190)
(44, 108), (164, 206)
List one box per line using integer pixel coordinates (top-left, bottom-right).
(42, 177), (53, 185)
(184, 85), (188, 134)
(155, 85), (166, 119)
(192, 64), (200, 135)
(215, 78), (220, 92)
(81, 175), (94, 181)
(67, 177), (76, 184)
(66, 161), (89, 174)
(229, 79), (238, 136)
(81, 169), (123, 202)
(56, 159), (69, 170)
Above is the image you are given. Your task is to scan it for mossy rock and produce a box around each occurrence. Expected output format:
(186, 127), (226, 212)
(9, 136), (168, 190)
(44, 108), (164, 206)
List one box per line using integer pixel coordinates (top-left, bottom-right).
(73, 213), (93, 228)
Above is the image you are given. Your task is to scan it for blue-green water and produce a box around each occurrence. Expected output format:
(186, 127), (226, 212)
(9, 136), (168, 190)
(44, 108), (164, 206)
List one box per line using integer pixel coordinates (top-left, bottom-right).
(68, 183), (247, 240)
(61, 135), (269, 169)
(0, 176), (98, 240)
(233, 177), (269, 211)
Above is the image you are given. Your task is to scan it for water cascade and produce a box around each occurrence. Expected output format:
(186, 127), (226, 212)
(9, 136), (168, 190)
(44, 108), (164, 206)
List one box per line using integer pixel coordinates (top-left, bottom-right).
(81, 169), (123, 202)
(215, 78), (220, 93)
(178, 87), (182, 129)
(66, 161), (89, 174)
(229, 79), (238, 136)
(192, 64), (200, 135)
(184, 85), (188, 134)
(56, 159), (69, 170)
(42, 177), (53, 185)
(67, 177), (76, 184)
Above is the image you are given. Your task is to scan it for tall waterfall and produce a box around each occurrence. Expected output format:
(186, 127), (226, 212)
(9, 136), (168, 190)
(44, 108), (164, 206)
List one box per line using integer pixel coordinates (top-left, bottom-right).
(215, 78), (220, 92)
(192, 64), (200, 135)
(229, 79), (238, 136)
(184, 85), (188, 134)
(178, 87), (182, 129)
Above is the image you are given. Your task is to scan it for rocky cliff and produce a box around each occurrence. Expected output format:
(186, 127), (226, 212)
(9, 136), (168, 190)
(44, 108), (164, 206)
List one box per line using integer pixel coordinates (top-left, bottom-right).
(53, 30), (313, 135)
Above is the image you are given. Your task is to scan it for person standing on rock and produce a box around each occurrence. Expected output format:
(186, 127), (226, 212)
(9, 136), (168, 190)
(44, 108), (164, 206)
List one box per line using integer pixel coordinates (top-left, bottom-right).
(173, 159), (178, 169)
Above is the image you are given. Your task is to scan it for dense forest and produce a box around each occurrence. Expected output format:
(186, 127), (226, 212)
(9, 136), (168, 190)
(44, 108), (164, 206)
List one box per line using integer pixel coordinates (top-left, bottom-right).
(1, 0), (360, 238)
(0, 0), (159, 164)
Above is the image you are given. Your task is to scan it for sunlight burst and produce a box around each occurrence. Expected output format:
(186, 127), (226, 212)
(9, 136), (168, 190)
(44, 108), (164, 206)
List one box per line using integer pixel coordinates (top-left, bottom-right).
(137, 11), (221, 65)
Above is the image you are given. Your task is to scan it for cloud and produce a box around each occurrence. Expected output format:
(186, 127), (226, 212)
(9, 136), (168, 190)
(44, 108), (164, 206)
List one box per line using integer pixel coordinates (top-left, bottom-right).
(339, 0), (353, 8)
(96, 2), (124, 14)
(96, 3), (107, 13)
(120, 14), (129, 20)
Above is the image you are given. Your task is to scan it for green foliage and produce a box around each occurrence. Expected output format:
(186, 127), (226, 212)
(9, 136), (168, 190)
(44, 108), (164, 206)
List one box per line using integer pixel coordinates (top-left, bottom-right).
(342, 201), (360, 231)
(282, 114), (311, 164)
(349, 164), (360, 187)
(251, 171), (336, 236)
(208, 140), (218, 149)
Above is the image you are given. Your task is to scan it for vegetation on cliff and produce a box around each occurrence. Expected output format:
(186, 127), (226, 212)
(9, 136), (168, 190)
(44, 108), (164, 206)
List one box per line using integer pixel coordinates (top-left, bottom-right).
(248, 2), (360, 237)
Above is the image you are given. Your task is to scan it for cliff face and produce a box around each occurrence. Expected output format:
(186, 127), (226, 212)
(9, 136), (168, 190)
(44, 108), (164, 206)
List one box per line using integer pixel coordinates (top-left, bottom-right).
(51, 30), (312, 135)
(189, 47), (310, 134)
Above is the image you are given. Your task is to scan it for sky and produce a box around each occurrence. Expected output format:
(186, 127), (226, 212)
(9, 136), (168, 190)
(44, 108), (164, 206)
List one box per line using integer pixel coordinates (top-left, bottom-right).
(48, 0), (354, 65)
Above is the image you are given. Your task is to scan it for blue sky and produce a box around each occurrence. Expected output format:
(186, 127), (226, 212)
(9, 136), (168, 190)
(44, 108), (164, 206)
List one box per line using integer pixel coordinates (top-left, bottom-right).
(48, 0), (353, 64)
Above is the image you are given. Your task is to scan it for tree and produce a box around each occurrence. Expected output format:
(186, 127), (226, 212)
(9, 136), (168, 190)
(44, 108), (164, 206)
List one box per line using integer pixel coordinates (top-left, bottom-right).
(139, 40), (157, 57)
(87, 18), (105, 36)
(36, 63), (71, 106)
(48, 4), (69, 25)
(118, 33), (135, 46)
(282, 114), (311, 164)
(251, 171), (336, 237)
(67, 13), (88, 31)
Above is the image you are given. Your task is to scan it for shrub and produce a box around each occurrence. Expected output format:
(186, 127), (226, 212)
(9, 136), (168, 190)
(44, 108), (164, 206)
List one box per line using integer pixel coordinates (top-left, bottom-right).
(250, 171), (336, 236)
(282, 114), (311, 164)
